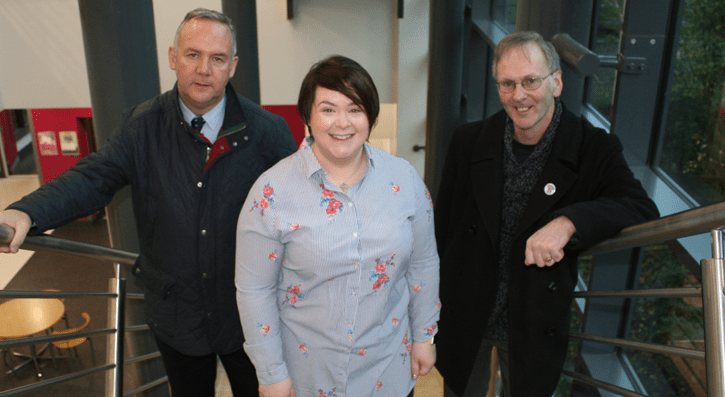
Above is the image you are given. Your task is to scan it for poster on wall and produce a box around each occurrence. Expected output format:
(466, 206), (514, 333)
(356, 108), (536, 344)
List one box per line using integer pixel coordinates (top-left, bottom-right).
(59, 131), (80, 156)
(37, 131), (58, 156)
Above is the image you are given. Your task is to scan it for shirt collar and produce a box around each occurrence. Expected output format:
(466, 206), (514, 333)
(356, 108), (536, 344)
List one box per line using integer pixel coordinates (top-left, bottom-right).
(298, 136), (375, 181)
(178, 95), (226, 142)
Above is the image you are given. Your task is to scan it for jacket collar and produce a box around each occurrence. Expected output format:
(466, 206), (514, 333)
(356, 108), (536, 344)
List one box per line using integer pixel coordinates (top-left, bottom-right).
(172, 83), (249, 140)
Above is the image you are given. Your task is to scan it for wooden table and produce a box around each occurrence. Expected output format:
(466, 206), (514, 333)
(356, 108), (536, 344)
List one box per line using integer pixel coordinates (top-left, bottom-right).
(0, 298), (65, 376)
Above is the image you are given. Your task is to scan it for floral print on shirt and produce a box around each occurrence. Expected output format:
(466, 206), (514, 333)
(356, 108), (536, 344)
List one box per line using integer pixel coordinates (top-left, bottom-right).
(249, 183), (275, 216)
(370, 254), (396, 291)
(283, 284), (305, 307)
(425, 189), (433, 222)
(318, 388), (338, 397)
(401, 330), (411, 364)
(319, 184), (343, 219)
(424, 325), (437, 337)
(258, 323), (270, 336)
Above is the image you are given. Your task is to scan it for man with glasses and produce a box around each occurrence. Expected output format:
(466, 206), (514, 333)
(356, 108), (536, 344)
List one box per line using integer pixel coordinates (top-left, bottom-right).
(434, 31), (658, 396)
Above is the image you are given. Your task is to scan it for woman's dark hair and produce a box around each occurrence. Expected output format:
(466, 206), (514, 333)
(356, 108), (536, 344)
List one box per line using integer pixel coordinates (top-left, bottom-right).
(298, 55), (380, 130)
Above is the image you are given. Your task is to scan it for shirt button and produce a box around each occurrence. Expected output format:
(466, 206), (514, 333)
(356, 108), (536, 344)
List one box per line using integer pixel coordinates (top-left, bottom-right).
(243, 136), (249, 141)
(201, 230), (207, 236)
(202, 273), (208, 279)
(208, 312), (213, 318)
(351, 291), (356, 296)
(354, 263), (360, 268)
(233, 142), (238, 147)
(197, 182), (203, 188)
(220, 146), (225, 150)
(348, 202), (353, 207)
(353, 232), (358, 238)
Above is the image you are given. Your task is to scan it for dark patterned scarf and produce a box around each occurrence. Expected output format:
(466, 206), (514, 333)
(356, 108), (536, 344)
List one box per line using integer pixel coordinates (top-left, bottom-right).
(484, 98), (563, 341)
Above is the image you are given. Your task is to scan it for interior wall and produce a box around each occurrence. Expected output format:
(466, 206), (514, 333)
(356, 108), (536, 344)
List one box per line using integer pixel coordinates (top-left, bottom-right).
(257, 0), (397, 105)
(396, 0), (429, 175)
(0, 0), (429, 175)
(0, 0), (91, 109)
(153, 0), (222, 93)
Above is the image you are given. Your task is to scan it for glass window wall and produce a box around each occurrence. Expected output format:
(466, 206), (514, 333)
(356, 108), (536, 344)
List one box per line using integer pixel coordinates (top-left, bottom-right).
(656, 0), (725, 206)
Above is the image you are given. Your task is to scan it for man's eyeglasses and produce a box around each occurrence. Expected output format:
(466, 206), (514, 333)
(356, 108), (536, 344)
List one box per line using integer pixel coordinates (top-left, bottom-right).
(496, 71), (556, 93)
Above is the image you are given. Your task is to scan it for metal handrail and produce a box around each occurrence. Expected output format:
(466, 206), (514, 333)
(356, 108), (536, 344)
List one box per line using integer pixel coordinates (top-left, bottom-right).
(564, 201), (725, 396)
(4, 203), (725, 396)
(573, 287), (702, 299)
(125, 351), (161, 366)
(123, 376), (169, 397)
(0, 224), (140, 396)
(562, 370), (646, 397)
(0, 328), (115, 349)
(0, 290), (117, 299)
(5, 202), (723, 267)
(570, 332), (705, 361)
(0, 364), (116, 397)
(583, 201), (725, 256)
(0, 223), (138, 265)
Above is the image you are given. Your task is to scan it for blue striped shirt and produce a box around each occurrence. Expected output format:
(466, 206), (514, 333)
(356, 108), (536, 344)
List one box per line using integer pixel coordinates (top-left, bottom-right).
(236, 139), (440, 397)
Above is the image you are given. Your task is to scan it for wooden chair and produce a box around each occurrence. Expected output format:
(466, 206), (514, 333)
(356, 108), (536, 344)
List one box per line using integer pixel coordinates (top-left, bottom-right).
(51, 312), (95, 369)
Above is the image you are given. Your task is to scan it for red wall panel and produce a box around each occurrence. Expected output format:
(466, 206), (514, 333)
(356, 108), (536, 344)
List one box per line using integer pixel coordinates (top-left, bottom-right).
(30, 108), (93, 184)
(0, 110), (18, 174)
(262, 105), (306, 147)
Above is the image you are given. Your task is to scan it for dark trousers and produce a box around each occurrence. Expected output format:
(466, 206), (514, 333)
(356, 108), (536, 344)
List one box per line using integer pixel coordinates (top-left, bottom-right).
(443, 338), (510, 397)
(155, 337), (258, 397)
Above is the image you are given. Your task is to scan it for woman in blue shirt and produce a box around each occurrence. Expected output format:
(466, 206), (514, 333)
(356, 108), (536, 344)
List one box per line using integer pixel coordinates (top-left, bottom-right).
(235, 55), (440, 397)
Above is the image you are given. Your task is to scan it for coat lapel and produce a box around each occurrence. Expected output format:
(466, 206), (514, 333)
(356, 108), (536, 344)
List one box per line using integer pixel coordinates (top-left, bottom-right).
(471, 113), (506, 249)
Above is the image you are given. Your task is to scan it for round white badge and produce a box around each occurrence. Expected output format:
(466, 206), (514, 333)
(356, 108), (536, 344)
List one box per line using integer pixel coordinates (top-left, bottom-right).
(544, 183), (556, 196)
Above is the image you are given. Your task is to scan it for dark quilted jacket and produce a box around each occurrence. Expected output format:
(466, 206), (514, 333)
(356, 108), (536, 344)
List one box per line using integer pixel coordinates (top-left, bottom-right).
(8, 83), (297, 355)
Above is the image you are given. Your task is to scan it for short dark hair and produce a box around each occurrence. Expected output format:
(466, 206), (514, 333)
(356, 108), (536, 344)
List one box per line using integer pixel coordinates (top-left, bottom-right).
(174, 8), (237, 56)
(298, 55), (380, 130)
(493, 31), (561, 79)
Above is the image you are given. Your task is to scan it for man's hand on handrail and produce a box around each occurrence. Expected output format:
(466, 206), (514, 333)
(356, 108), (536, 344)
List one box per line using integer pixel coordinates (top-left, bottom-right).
(0, 210), (31, 254)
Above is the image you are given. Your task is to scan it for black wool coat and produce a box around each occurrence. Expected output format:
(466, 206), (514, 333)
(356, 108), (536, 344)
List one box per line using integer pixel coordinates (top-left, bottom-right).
(434, 107), (659, 396)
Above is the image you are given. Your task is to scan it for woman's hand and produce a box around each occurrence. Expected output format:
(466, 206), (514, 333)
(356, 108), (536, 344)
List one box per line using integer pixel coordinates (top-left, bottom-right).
(259, 377), (295, 397)
(410, 341), (436, 380)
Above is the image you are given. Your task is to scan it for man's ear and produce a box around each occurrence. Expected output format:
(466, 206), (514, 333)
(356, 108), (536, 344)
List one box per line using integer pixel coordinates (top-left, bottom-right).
(169, 46), (177, 71)
(552, 70), (563, 97)
(228, 56), (239, 79)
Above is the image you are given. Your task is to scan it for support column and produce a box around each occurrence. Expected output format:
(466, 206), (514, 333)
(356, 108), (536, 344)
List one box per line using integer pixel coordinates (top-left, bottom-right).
(78, 1), (166, 395)
(222, 0), (261, 104)
(425, 0), (467, 202)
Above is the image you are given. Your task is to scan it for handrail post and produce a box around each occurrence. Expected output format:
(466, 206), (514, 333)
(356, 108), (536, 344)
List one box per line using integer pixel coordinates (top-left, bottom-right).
(116, 277), (126, 397)
(106, 263), (126, 397)
(702, 229), (725, 397)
